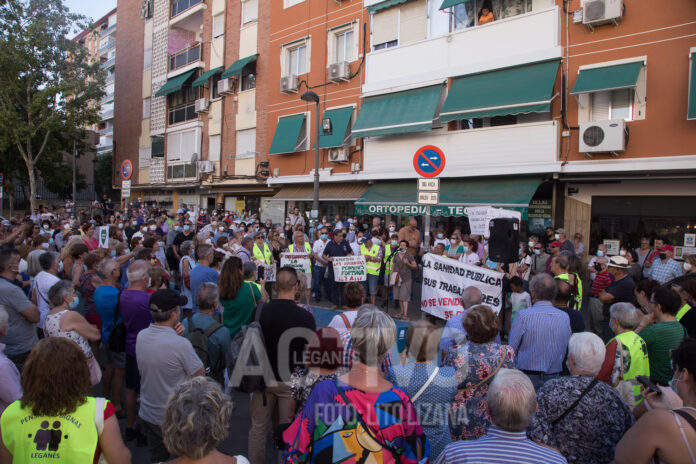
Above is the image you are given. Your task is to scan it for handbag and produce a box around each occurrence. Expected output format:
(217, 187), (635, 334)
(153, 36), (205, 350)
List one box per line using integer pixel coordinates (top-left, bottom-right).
(108, 290), (126, 353)
(389, 270), (401, 287)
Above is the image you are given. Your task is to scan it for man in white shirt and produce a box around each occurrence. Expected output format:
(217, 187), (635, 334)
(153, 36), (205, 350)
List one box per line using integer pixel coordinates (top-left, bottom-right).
(32, 252), (61, 332)
(312, 226), (331, 302)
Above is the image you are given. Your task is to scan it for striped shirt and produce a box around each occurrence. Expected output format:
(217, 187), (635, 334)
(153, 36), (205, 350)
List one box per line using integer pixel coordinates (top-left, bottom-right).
(435, 425), (568, 464)
(508, 301), (572, 374)
(647, 258), (683, 284)
(590, 270), (613, 296)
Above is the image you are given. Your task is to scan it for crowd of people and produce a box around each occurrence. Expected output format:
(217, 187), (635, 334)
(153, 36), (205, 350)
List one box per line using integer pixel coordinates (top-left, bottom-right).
(0, 200), (694, 463)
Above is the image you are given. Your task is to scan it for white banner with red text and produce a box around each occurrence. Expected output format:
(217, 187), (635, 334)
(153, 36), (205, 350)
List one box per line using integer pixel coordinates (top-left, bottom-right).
(333, 256), (367, 282)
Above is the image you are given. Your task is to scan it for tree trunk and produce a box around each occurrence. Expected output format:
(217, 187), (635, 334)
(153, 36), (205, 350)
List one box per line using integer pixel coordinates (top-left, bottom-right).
(28, 164), (37, 213)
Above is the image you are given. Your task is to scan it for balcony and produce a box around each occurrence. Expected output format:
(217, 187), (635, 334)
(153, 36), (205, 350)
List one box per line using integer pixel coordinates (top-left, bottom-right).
(166, 162), (198, 182)
(99, 39), (115, 55)
(172, 0), (202, 17)
(98, 126), (114, 135)
(100, 108), (114, 120)
(100, 57), (115, 70)
(362, 120), (560, 179)
(363, 6), (560, 94)
(101, 92), (114, 103)
(168, 102), (197, 125)
(100, 23), (116, 38)
(105, 74), (115, 84)
(170, 0), (206, 30)
(97, 143), (113, 153)
(169, 44), (201, 73)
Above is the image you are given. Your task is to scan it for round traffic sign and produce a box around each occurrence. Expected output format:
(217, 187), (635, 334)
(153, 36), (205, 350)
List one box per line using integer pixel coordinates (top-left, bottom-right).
(120, 160), (133, 180)
(413, 145), (445, 178)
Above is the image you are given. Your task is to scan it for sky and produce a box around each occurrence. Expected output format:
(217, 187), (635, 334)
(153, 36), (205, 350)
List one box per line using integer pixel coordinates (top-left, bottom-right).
(64, 0), (117, 23)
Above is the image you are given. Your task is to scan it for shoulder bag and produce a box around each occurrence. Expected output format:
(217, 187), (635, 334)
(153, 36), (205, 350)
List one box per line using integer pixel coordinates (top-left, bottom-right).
(551, 378), (599, 427)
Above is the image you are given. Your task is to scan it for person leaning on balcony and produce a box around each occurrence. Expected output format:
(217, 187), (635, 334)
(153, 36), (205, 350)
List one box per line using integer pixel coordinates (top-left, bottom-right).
(479, 6), (495, 24)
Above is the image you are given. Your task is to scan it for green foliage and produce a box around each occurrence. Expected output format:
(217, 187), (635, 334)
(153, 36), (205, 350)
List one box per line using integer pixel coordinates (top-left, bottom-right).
(0, 0), (105, 210)
(95, 152), (114, 197)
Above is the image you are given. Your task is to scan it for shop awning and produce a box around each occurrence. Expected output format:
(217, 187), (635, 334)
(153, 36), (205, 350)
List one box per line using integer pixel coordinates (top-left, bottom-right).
(354, 176), (541, 218)
(318, 107), (353, 148)
(191, 67), (223, 88)
(368, 0), (414, 14)
(570, 61), (643, 95)
(689, 52), (696, 120)
(272, 183), (369, 201)
(439, 0), (470, 10)
(268, 114), (307, 155)
(352, 84), (443, 138)
(154, 70), (196, 97)
(440, 60), (560, 122)
(221, 54), (258, 79)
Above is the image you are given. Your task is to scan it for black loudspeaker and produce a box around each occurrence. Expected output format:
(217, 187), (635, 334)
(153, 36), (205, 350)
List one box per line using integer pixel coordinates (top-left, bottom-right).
(488, 217), (520, 263)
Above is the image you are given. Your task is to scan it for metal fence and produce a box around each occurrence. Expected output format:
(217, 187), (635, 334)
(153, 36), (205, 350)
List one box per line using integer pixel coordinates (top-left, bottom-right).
(1, 181), (96, 213)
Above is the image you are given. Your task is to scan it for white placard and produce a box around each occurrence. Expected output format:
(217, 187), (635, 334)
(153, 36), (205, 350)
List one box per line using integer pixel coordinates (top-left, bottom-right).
(264, 264), (276, 282)
(685, 234), (696, 248)
(97, 226), (110, 249)
(333, 256), (367, 282)
(417, 191), (438, 205)
(280, 253), (311, 274)
(467, 206), (522, 238)
(421, 253), (504, 319)
(603, 239), (620, 256)
(418, 178), (440, 191)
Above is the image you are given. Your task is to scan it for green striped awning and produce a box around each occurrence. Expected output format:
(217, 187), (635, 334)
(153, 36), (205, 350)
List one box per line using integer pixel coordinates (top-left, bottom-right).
(269, 114), (307, 155)
(318, 107), (353, 148)
(154, 70), (196, 97)
(688, 52), (696, 120)
(352, 84), (443, 138)
(439, 0), (470, 10)
(570, 61), (643, 94)
(191, 67), (223, 88)
(221, 54), (259, 79)
(440, 60), (559, 122)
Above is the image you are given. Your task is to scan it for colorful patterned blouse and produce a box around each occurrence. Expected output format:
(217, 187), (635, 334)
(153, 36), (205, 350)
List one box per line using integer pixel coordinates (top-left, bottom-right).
(283, 378), (429, 463)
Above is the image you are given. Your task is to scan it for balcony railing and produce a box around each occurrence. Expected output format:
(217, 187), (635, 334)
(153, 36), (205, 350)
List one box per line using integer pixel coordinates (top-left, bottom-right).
(100, 57), (115, 69)
(100, 23), (117, 37)
(101, 92), (114, 103)
(169, 44), (200, 72)
(99, 39), (115, 55)
(168, 102), (197, 125)
(97, 143), (113, 153)
(171, 0), (203, 17)
(98, 126), (114, 135)
(106, 74), (115, 84)
(100, 108), (114, 120)
(166, 162), (198, 181)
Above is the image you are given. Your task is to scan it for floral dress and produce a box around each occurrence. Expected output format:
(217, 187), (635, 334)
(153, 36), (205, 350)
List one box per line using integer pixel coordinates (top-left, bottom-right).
(290, 368), (338, 413)
(443, 341), (515, 441)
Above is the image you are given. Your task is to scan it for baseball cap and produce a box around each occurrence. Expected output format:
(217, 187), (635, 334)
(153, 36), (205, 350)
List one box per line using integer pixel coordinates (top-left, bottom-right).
(549, 240), (562, 248)
(555, 228), (566, 235)
(363, 232), (372, 240)
(149, 289), (188, 312)
(607, 256), (630, 269)
(659, 244), (674, 252)
(358, 237), (366, 244)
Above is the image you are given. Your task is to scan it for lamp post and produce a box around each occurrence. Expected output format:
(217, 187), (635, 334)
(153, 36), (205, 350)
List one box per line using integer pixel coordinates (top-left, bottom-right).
(300, 91), (321, 220)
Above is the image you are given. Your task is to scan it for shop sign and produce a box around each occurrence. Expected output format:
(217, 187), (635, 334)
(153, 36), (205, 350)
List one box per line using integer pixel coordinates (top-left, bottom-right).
(354, 203), (527, 218)
(333, 256), (366, 282)
(528, 199), (552, 219)
(280, 253), (311, 274)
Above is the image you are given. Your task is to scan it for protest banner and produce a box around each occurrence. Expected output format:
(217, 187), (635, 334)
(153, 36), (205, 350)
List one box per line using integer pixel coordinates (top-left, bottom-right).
(280, 253), (311, 274)
(333, 256), (367, 282)
(97, 226), (109, 248)
(466, 206), (522, 238)
(421, 253), (504, 319)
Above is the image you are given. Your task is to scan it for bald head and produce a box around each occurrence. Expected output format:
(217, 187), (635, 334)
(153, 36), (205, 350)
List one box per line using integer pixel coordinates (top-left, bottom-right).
(462, 286), (483, 309)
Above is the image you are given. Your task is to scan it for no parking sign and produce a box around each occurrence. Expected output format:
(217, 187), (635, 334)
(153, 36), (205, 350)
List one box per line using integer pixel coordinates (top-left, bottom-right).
(413, 145), (445, 178)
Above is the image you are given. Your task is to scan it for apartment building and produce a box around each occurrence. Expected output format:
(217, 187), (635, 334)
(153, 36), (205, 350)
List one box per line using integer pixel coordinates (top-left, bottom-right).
(113, 0), (270, 211)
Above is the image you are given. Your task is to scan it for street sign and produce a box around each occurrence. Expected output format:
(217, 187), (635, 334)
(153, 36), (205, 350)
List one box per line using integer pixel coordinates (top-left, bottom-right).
(120, 160), (133, 180)
(122, 180), (131, 198)
(418, 191), (439, 205)
(418, 178), (439, 191)
(413, 145), (445, 178)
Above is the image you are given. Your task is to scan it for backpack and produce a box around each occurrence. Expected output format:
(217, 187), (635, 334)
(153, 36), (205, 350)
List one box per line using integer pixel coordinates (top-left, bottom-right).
(226, 302), (268, 394)
(186, 315), (225, 383)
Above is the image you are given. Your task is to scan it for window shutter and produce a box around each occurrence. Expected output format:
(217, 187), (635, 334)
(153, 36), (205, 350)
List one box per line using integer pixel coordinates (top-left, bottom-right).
(372, 8), (399, 47)
(591, 91), (611, 121)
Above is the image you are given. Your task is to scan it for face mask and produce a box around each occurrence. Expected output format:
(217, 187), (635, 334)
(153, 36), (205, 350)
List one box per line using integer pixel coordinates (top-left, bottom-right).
(320, 234), (328, 240)
(670, 371), (684, 393)
(40, 242), (49, 249)
(205, 239), (212, 245)
(43, 225), (49, 230)
(218, 227), (224, 232)
(528, 241), (534, 248)
(68, 296), (80, 310)
(399, 249), (406, 254)
(534, 249), (540, 255)
(125, 248), (131, 254)
(462, 246), (470, 253)
(118, 223), (124, 229)
(110, 250), (117, 258)
(619, 250), (626, 256)
(391, 240), (398, 247)
(389, 226), (395, 232)
(685, 263), (693, 271)
(58, 261), (64, 273)
(175, 226), (181, 232)
(437, 233), (443, 239)
(659, 253), (667, 260)
(373, 238), (381, 246)
(184, 225), (190, 231)
(150, 225), (156, 231)
(147, 277), (152, 287)
(285, 220), (290, 225)
(554, 234), (560, 240)
(157, 241), (164, 248)
(132, 221), (137, 226)
(596, 250), (604, 257)
(519, 249), (523, 257)
(48, 238), (54, 245)
(141, 228), (147, 233)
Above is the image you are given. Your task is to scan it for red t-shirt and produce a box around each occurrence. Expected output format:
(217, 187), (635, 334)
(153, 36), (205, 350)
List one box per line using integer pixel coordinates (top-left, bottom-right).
(94, 401), (116, 464)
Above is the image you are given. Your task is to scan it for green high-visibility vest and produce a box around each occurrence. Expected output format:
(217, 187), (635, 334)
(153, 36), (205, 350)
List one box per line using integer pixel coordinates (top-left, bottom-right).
(253, 242), (272, 265)
(556, 272), (583, 310)
(385, 245), (395, 274)
(360, 243), (381, 276)
(289, 242), (312, 274)
(611, 330), (650, 404)
(676, 303), (691, 322)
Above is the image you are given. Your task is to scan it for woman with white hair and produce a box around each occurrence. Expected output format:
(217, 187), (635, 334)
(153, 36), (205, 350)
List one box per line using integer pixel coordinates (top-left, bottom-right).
(597, 302), (650, 407)
(161, 377), (249, 464)
(282, 305), (429, 463)
(528, 332), (634, 464)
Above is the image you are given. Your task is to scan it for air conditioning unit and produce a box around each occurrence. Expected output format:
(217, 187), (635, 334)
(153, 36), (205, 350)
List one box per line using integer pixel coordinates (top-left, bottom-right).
(579, 120), (626, 155)
(217, 78), (235, 95)
(328, 61), (350, 83)
(194, 98), (209, 113)
(582, 0), (623, 29)
(328, 147), (349, 164)
(198, 160), (215, 173)
(280, 75), (299, 94)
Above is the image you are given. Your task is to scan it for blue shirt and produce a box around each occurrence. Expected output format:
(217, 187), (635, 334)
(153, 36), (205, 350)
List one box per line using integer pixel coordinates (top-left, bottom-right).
(508, 300), (571, 374)
(435, 425), (568, 464)
(439, 311), (467, 354)
(182, 312), (230, 371)
(647, 258), (683, 284)
(94, 285), (120, 344)
(189, 265), (219, 313)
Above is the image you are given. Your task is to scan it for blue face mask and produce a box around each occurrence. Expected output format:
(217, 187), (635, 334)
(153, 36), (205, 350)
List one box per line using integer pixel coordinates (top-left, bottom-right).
(534, 249), (540, 255)
(391, 240), (398, 247)
(48, 238), (54, 245)
(175, 226), (181, 232)
(58, 261), (64, 273)
(125, 248), (131, 254)
(519, 249), (523, 256)
(118, 223), (124, 229)
(462, 246), (470, 253)
(320, 234), (328, 240)
(597, 250), (604, 257)
(157, 241), (164, 248)
(184, 225), (190, 231)
(69, 296), (79, 310)
(110, 250), (117, 258)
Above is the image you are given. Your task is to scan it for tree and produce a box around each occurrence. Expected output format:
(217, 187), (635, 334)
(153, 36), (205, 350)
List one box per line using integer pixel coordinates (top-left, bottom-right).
(0, 0), (104, 212)
(95, 152), (115, 198)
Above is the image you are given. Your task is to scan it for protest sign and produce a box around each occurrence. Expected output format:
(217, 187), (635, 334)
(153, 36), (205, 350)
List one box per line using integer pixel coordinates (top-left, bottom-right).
(421, 253), (504, 319)
(264, 264), (276, 282)
(280, 253), (311, 274)
(466, 206), (521, 238)
(97, 226), (109, 248)
(333, 256), (367, 282)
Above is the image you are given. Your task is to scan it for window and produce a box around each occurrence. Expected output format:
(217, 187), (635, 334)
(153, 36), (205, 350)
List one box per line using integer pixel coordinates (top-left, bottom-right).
(212, 14), (225, 38)
(286, 43), (307, 76)
(211, 73), (222, 99)
(242, 0), (258, 24)
(591, 89), (633, 121)
(169, 44), (201, 72)
(167, 128), (200, 162)
(452, 0), (533, 31)
(168, 83), (201, 125)
(143, 48), (152, 70)
(373, 40), (398, 51)
(143, 97), (151, 119)
(283, 0), (304, 8)
(208, 135), (221, 161)
(241, 62), (256, 91)
(236, 129), (256, 159)
(372, 7), (398, 50)
(334, 29), (354, 63)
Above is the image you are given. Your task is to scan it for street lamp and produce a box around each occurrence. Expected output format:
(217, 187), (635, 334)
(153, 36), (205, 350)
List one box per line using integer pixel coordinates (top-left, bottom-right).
(300, 91), (320, 220)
